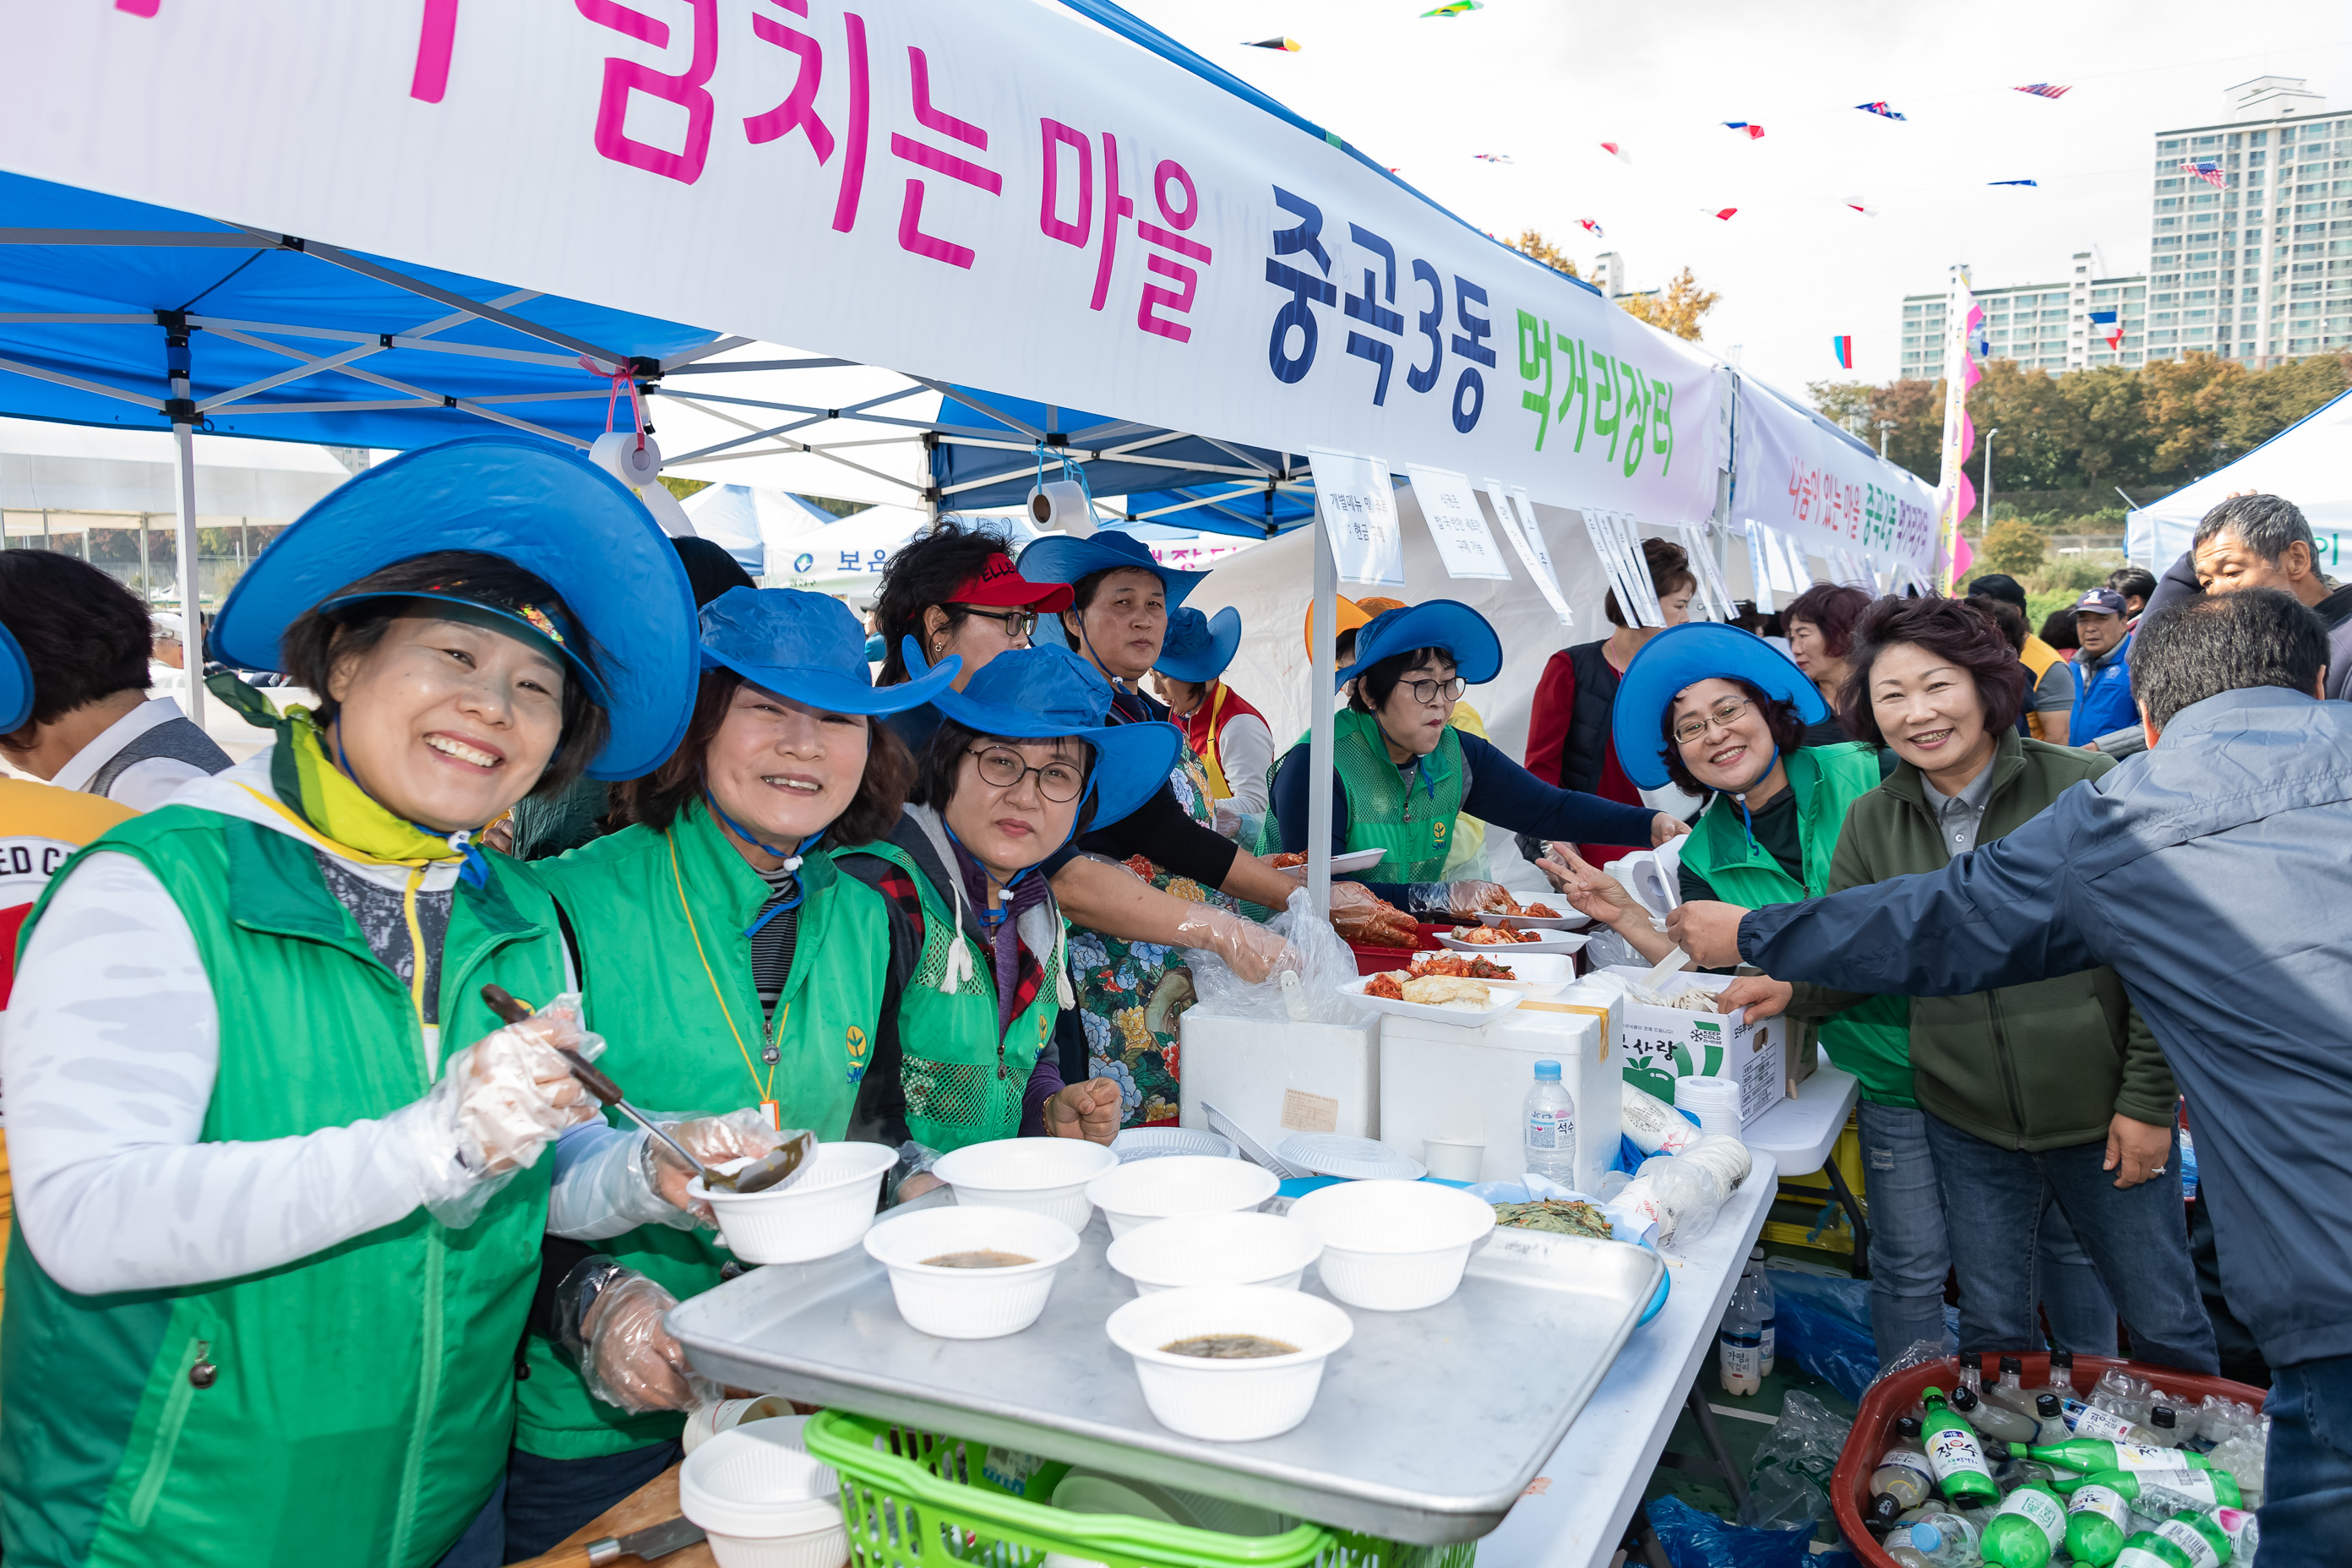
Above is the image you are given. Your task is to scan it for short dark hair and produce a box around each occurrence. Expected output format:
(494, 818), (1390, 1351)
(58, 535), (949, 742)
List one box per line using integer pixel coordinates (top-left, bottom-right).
(1603, 536), (1697, 629)
(610, 667), (912, 845)
(1966, 572), (2028, 611)
(870, 517), (1026, 685)
(912, 717), (1099, 836)
(1967, 594), (2028, 654)
(277, 550), (610, 799)
(1658, 677), (1806, 798)
(2131, 587), (2328, 729)
(2106, 565), (2158, 607)
(1836, 594), (2028, 747)
(1348, 646), (1451, 714)
(2039, 608), (2080, 652)
(2192, 494), (2312, 564)
(0, 549), (155, 735)
(1781, 584), (1873, 658)
(671, 536), (757, 608)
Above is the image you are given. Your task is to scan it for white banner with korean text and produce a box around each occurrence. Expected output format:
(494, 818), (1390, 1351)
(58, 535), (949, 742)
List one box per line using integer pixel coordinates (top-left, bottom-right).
(1734, 378), (1937, 576)
(0, 0), (1722, 520)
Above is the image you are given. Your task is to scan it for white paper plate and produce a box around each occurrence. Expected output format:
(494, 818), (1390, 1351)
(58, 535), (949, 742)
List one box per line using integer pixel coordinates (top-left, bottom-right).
(1276, 1132), (1426, 1182)
(1110, 1128), (1239, 1163)
(1340, 974), (1523, 1025)
(1477, 911), (1593, 931)
(1273, 847), (1388, 878)
(1438, 929), (1593, 957)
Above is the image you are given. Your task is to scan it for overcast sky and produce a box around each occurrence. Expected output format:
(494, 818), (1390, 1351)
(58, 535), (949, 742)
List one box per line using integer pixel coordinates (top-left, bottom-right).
(1111, 0), (2352, 403)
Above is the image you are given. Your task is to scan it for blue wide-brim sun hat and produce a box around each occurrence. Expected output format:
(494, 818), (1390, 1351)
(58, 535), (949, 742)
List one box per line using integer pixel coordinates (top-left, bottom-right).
(210, 435), (700, 780)
(701, 586), (959, 714)
(918, 640), (1181, 828)
(1611, 622), (1827, 790)
(1338, 601), (1502, 693)
(1154, 606), (1241, 684)
(1015, 530), (1211, 609)
(0, 623), (30, 734)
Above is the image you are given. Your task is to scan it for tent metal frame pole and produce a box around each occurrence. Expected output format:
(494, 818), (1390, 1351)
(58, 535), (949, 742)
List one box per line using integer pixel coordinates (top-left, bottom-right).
(163, 308), (204, 731)
(1307, 504), (1337, 923)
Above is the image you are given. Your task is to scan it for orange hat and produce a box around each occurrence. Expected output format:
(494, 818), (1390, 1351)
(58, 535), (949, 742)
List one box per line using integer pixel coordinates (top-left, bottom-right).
(1304, 594), (1376, 663)
(1353, 596), (1408, 617)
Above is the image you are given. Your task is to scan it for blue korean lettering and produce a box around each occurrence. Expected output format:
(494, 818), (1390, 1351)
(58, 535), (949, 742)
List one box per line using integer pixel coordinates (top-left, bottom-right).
(1265, 186), (1337, 384)
(1342, 223), (1405, 406)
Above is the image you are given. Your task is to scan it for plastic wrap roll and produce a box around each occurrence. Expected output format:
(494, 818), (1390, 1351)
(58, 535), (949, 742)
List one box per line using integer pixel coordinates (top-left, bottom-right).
(1675, 1075), (1744, 1141)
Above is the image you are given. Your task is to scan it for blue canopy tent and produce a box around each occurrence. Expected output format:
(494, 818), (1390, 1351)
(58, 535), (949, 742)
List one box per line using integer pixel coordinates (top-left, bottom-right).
(0, 170), (726, 723)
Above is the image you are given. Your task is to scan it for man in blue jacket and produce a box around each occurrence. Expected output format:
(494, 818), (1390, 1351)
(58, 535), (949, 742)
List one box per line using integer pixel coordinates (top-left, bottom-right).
(2065, 587), (2137, 745)
(1669, 587), (2349, 1549)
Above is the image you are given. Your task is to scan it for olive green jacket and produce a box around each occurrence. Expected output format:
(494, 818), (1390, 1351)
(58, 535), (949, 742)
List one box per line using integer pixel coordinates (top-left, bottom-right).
(1788, 731), (2177, 1149)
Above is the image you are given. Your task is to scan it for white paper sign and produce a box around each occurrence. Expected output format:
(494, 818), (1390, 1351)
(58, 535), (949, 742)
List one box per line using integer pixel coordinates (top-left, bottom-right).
(1508, 487), (1565, 596)
(1582, 509), (1641, 625)
(1680, 524), (1736, 622)
(1591, 510), (1663, 628)
(1616, 514), (1667, 625)
(1404, 465), (1512, 581)
(1309, 449), (1404, 587)
(1743, 520), (1777, 612)
(1480, 479), (1572, 624)
(1778, 528), (1816, 591)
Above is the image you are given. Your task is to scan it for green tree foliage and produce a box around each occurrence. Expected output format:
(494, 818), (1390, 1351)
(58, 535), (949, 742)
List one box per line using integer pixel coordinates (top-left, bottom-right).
(1979, 519), (2049, 574)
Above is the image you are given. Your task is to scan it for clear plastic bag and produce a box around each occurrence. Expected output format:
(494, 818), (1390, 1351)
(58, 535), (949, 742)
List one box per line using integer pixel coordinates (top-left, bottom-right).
(1184, 888), (1359, 1024)
(1736, 1389), (1852, 1533)
(415, 991), (604, 1228)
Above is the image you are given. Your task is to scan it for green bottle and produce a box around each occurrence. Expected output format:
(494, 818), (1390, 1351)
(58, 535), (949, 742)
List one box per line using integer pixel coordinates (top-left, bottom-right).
(2009, 1437), (2212, 1477)
(2055, 1467), (2243, 1511)
(2112, 1530), (2194, 1568)
(1922, 1386), (1999, 1503)
(2065, 1482), (2137, 1567)
(2148, 1511), (2231, 1568)
(1979, 1479), (2066, 1567)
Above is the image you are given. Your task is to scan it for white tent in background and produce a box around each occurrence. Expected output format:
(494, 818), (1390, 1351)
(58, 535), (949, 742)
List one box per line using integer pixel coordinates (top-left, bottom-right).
(760, 503), (942, 600)
(677, 483), (847, 576)
(2128, 388), (2352, 570)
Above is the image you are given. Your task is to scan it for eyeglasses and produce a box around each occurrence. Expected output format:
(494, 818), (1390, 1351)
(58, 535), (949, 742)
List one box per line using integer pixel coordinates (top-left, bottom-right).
(957, 606), (1039, 640)
(1401, 676), (1467, 706)
(1672, 695), (1756, 746)
(967, 745), (1086, 802)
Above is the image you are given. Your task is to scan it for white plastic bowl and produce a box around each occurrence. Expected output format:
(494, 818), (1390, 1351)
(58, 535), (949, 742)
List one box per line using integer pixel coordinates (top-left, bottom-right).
(693, 1141), (898, 1266)
(862, 1205), (1081, 1338)
(1104, 1211), (1325, 1294)
(678, 1419), (847, 1568)
(1104, 1284), (1355, 1440)
(1286, 1179), (1497, 1311)
(933, 1138), (1119, 1229)
(1110, 1127), (1239, 1162)
(1085, 1155), (1279, 1238)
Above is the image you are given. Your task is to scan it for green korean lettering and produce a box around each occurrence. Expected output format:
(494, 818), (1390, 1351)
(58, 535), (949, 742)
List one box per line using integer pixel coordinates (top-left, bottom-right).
(1591, 351), (1620, 462)
(1619, 362), (1648, 478)
(1517, 310), (1553, 452)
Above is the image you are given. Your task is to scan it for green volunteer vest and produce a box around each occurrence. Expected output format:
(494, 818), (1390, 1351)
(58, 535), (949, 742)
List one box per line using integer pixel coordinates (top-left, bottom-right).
(1677, 745), (1914, 1106)
(0, 806), (567, 1568)
(838, 839), (1068, 1156)
(514, 801), (893, 1459)
(1257, 708), (1467, 885)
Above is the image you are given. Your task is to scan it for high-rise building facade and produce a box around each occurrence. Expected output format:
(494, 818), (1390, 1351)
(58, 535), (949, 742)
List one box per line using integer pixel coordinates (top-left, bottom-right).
(1898, 251), (2147, 382)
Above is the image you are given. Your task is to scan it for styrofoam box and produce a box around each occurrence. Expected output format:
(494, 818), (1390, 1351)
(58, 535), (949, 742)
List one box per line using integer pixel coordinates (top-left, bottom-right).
(1178, 1010), (1380, 1157)
(1598, 966), (1786, 1126)
(1378, 1004), (1617, 1194)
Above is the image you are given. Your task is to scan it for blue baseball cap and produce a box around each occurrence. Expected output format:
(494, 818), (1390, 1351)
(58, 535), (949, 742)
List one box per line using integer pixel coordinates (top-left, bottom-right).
(1154, 606), (1241, 684)
(0, 622), (30, 734)
(700, 587), (958, 715)
(1340, 600), (1502, 693)
(2071, 588), (2128, 618)
(1612, 623), (1823, 789)
(210, 435), (700, 780)
(922, 641), (1181, 827)
(1015, 530), (1211, 609)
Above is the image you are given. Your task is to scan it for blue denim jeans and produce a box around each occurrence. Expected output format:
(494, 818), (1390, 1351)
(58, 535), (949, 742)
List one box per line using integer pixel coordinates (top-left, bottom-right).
(499, 1440), (683, 1561)
(1856, 1102), (1952, 1366)
(2262, 1354), (2352, 1557)
(2037, 1200), (2120, 1356)
(1920, 1113), (2218, 1374)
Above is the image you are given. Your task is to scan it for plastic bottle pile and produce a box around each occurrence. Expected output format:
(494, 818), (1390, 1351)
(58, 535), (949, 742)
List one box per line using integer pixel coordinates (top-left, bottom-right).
(1868, 1356), (2267, 1567)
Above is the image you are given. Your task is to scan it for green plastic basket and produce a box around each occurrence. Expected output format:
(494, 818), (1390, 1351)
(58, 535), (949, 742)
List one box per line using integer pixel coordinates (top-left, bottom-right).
(803, 1409), (1477, 1568)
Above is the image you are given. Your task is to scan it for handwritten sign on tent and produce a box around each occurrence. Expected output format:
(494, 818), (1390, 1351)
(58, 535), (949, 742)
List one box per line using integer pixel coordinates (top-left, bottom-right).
(1405, 464), (1512, 581)
(1480, 479), (1572, 624)
(1309, 448), (1405, 587)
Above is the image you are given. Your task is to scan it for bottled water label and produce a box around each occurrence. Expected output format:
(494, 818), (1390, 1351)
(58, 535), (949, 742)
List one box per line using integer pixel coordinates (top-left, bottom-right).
(1718, 1331), (1761, 1380)
(2068, 1485), (2131, 1528)
(1926, 1424), (1990, 1481)
(1878, 1448), (1934, 1480)
(2116, 1549), (2175, 1568)
(1758, 1324), (1775, 1364)
(1527, 1109), (1569, 1149)
(2066, 1399), (2136, 1440)
(1991, 1487), (2065, 1546)
(2109, 1442), (2194, 1473)
(2154, 1519), (2220, 1568)
(2137, 1471), (2218, 1511)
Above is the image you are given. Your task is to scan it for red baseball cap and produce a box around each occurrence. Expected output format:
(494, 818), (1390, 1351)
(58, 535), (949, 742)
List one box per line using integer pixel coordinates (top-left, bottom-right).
(953, 553), (1074, 612)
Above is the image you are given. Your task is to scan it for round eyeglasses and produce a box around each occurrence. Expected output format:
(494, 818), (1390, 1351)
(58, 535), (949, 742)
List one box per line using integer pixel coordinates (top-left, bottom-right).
(967, 745), (1086, 802)
(1671, 695), (1757, 746)
(957, 605), (1040, 640)
(1401, 676), (1467, 706)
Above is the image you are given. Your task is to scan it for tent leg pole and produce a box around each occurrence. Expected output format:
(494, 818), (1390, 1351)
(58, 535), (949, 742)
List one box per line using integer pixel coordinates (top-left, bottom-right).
(1306, 512), (1337, 923)
(172, 420), (204, 730)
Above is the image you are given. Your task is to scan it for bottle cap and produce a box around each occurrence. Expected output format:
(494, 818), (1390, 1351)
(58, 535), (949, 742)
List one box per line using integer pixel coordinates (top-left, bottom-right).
(2153, 1406), (2176, 1429)
(1950, 1385), (1979, 1410)
(1867, 1494), (1901, 1529)
(1911, 1524), (1944, 1554)
(2050, 1350), (2073, 1367)
(1960, 1350), (1983, 1369)
(2038, 1393), (2061, 1417)
(2000, 1354), (2023, 1375)
(1750, 1245), (1767, 1260)
(1896, 1416), (1922, 1439)
(1533, 1059), (1562, 1081)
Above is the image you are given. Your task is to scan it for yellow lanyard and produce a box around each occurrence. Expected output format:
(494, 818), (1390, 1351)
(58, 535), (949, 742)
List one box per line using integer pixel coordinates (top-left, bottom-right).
(669, 830), (786, 1126)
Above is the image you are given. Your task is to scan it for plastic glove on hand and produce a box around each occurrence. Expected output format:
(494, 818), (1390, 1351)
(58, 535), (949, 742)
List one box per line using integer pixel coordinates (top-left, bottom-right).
(442, 994), (602, 1176)
(1331, 888), (1419, 948)
(1406, 879), (1513, 920)
(645, 1109), (799, 1222)
(569, 1266), (711, 1413)
(1176, 906), (1296, 985)
(1043, 1077), (1124, 1144)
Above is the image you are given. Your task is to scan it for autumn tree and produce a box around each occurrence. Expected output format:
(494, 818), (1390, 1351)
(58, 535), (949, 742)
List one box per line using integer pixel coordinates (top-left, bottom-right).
(1979, 518), (2049, 574)
(1619, 267), (1719, 342)
(1508, 229), (1579, 278)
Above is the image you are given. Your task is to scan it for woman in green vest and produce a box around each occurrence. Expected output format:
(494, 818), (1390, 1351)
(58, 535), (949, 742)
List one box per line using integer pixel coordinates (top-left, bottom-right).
(1265, 600), (1685, 918)
(0, 437), (704, 1568)
(1544, 621), (1937, 1364)
(836, 642), (1181, 1176)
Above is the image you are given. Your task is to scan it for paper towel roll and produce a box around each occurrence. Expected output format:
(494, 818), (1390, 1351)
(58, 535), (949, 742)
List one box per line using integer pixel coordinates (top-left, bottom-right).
(1675, 1075), (1744, 1141)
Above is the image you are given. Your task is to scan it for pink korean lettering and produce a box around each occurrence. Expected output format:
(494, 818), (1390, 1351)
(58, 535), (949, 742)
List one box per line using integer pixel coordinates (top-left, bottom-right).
(889, 45), (1001, 269)
(1136, 159), (1212, 342)
(575, 0), (718, 185)
(411, 0), (460, 102)
(744, 0), (869, 233)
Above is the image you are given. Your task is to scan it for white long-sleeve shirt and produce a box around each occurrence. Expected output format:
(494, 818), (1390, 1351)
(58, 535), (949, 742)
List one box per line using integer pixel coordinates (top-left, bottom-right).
(3, 749), (645, 1297)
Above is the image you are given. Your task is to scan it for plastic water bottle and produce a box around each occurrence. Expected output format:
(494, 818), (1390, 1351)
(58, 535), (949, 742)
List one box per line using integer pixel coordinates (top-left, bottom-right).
(1745, 1247), (1778, 1376)
(1718, 1274), (1767, 1396)
(1522, 1060), (1576, 1184)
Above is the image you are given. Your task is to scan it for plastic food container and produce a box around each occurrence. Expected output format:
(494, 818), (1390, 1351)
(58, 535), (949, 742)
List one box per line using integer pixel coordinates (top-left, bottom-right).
(681, 1396), (799, 1456)
(1286, 1179), (1497, 1311)
(1104, 1284), (1355, 1441)
(1085, 1155), (1280, 1238)
(1109, 1127), (1238, 1162)
(679, 1419), (849, 1568)
(862, 1205), (1081, 1338)
(1102, 1211), (1326, 1294)
(692, 1141), (898, 1266)
(933, 1138), (1119, 1229)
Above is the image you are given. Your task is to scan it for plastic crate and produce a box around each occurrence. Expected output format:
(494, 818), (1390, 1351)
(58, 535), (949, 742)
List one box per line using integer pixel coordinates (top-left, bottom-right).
(804, 1409), (1475, 1568)
(1827, 1353), (2266, 1565)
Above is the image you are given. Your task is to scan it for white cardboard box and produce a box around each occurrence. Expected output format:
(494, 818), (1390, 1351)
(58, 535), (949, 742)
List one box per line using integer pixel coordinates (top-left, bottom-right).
(1378, 1003), (1618, 1194)
(1598, 966), (1787, 1127)
(1178, 1010), (1380, 1159)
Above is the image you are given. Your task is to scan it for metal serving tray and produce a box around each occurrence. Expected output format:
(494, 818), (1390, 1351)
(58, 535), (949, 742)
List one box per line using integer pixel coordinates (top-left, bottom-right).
(669, 1197), (1662, 1544)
